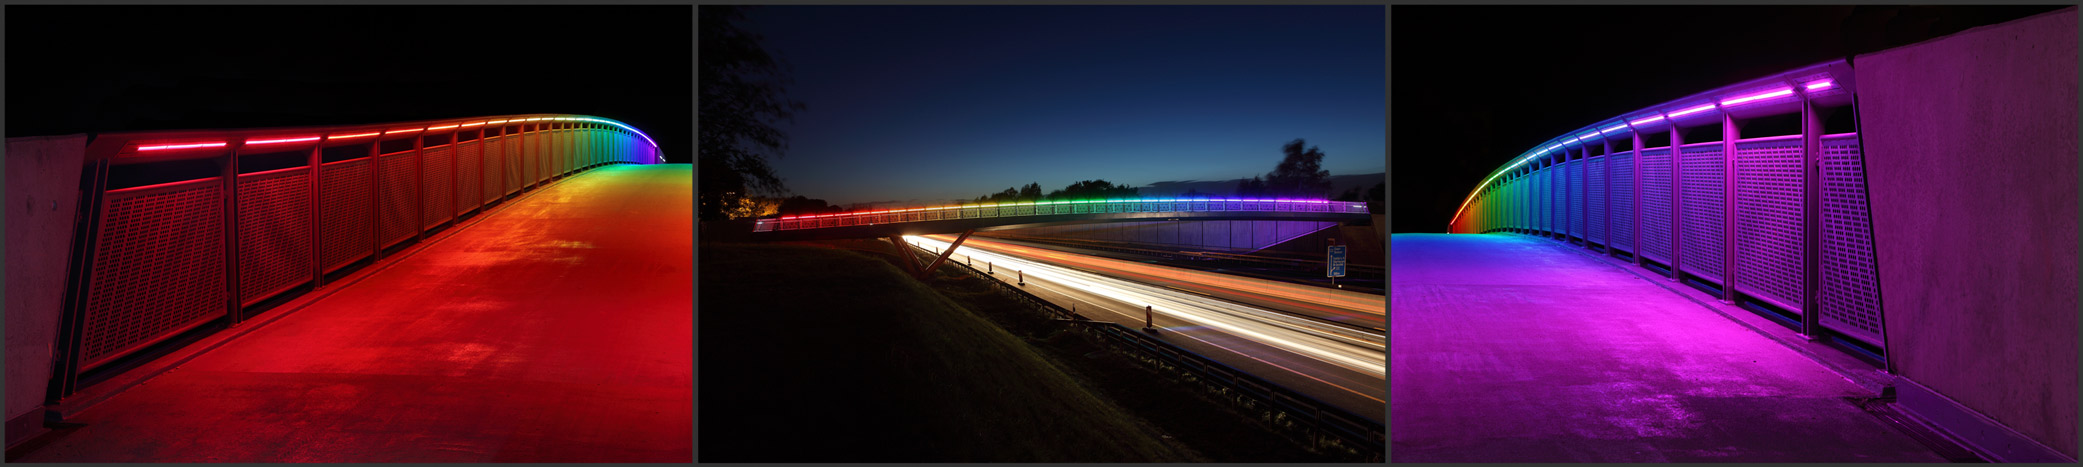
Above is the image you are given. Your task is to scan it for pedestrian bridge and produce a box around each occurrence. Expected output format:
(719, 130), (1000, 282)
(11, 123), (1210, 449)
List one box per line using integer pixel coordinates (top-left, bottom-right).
(750, 197), (1372, 241)
(4, 115), (690, 461)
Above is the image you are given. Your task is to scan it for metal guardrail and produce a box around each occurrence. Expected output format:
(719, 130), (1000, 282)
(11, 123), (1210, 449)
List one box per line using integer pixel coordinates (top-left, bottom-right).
(755, 198), (1370, 232)
(46, 114), (662, 401)
(1447, 59), (1889, 358)
(907, 243), (1385, 459)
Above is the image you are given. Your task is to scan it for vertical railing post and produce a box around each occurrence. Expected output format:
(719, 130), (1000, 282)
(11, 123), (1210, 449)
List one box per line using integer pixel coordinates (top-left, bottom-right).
(369, 139), (382, 261)
(1601, 136), (1614, 256)
(1800, 91), (1824, 339)
(50, 157), (112, 402)
(1668, 121), (1684, 280)
(413, 131), (425, 243)
(310, 138), (326, 288)
(1720, 110), (1739, 303)
(225, 140), (242, 324)
(1631, 124), (1645, 266)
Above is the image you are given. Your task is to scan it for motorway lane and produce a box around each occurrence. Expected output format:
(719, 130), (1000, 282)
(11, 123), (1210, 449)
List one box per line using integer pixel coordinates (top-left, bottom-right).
(909, 235), (1385, 423)
(950, 236), (1385, 331)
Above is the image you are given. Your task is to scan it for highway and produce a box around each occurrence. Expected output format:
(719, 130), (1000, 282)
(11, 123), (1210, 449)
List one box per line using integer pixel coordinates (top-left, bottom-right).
(908, 234), (1385, 423)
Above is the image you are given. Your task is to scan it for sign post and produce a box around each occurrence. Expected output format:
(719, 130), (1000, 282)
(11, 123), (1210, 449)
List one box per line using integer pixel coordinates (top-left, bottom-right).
(1327, 242), (1348, 288)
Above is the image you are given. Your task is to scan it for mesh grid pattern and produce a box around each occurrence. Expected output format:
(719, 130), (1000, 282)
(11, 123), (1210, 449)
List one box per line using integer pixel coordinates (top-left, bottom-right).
(378, 152), (417, 246)
(457, 142), (481, 212)
(1734, 137), (1806, 311)
(483, 137), (503, 203)
(320, 160), (374, 272)
(1567, 160), (1583, 238)
(237, 169), (312, 305)
(1679, 143), (1725, 283)
(1817, 134), (1885, 346)
(1608, 151), (1635, 252)
(1609, 151), (1636, 252)
(82, 180), (227, 368)
(1588, 156), (1607, 244)
(423, 146), (453, 229)
(1640, 148), (1674, 263)
(505, 137), (523, 195)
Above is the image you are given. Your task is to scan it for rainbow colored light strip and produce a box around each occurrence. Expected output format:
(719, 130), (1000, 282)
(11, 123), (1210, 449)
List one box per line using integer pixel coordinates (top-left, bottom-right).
(759, 197), (1366, 225)
(1446, 73), (1840, 228)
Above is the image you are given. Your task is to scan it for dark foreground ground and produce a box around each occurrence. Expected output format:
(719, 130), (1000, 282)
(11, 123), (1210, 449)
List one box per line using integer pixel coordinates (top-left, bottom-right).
(698, 243), (1192, 462)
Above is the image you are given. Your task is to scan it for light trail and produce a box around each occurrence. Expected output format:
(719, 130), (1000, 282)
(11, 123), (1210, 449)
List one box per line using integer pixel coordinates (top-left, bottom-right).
(906, 235), (1385, 378)
(941, 236), (1383, 329)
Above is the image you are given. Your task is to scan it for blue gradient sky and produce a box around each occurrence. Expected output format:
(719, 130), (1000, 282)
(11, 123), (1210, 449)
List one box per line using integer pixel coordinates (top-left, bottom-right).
(746, 6), (1384, 206)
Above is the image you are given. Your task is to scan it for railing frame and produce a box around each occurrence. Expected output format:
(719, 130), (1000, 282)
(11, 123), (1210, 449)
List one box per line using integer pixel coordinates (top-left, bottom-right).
(45, 114), (660, 402)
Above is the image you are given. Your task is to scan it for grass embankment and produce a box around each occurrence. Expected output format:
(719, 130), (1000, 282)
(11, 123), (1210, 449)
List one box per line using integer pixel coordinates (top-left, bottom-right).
(699, 244), (1195, 462)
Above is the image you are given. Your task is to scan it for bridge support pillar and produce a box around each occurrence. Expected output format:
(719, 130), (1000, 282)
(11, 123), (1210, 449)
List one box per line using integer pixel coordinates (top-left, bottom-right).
(915, 229), (975, 280)
(885, 235), (923, 277)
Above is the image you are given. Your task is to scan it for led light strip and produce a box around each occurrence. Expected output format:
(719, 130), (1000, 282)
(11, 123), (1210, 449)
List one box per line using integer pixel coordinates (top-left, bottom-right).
(138, 142), (227, 151)
(327, 132), (381, 140)
(243, 136), (320, 145)
(1450, 72), (1842, 228)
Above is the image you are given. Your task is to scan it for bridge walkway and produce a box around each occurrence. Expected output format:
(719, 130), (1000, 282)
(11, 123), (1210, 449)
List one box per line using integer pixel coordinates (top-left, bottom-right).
(10, 165), (692, 462)
(1389, 233), (1946, 462)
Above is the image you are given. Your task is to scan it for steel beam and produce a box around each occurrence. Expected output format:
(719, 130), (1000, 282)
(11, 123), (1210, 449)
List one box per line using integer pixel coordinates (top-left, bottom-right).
(916, 229), (975, 279)
(886, 235), (923, 276)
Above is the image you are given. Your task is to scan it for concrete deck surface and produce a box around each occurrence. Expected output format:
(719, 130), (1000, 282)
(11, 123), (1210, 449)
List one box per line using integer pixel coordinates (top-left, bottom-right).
(13, 165), (692, 462)
(1389, 233), (1943, 462)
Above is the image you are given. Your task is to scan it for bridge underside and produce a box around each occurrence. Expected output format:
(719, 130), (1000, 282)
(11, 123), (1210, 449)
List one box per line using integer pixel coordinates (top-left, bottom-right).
(1390, 233), (1945, 462)
(751, 211), (1369, 242)
(11, 165), (692, 462)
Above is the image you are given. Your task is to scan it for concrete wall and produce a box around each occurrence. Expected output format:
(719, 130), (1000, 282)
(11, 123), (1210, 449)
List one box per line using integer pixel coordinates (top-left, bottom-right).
(5, 135), (89, 445)
(1854, 8), (2077, 459)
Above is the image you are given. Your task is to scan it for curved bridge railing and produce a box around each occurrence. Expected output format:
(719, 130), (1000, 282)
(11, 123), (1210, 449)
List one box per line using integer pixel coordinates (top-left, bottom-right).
(46, 114), (661, 399)
(1446, 60), (1889, 358)
(758, 197), (1367, 230)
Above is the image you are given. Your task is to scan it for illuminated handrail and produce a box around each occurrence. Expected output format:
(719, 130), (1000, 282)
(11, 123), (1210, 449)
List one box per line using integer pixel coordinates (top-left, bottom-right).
(40, 114), (665, 400)
(752, 197), (1371, 232)
(1449, 60), (1854, 229)
(1438, 59), (1890, 356)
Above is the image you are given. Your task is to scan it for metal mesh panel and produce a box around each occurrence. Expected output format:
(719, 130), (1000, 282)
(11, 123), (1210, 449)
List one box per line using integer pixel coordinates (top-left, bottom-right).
(81, 179), (226, 368)
(483, 137), (503, 203)
(1640, 148), (1674, 263)
(320, 159), (374, 272)
(1588, 156), (1607, 244)
(1567, 160), (1583, 238)
(1817, 134), (1885, 346)
(1679, 143), (1725, 284)
(1610, 151), (1636, 253)
(378, 152), (417, 247)
(237, 168), (312, 306)
(1734, 137), (1806, 312)
(423, 145), (454, 229)
(456, 141), (481, 212)
(505, 136), (523, 195)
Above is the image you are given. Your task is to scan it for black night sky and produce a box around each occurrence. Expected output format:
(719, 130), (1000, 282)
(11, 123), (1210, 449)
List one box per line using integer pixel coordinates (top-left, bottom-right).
(1391, 5), (2065, 233)
(6, 6), (693, 163)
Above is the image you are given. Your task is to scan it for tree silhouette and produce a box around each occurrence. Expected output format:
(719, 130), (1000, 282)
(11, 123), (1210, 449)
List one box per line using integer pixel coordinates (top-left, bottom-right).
(699, 6), (806, 221)
(1235, 175), (1267, 197)
(1264, 139), (1333, 197)
(1019, 182), (1043, 201)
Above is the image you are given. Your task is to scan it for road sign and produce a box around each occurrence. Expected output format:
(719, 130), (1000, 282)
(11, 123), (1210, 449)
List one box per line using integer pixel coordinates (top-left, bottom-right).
(1327, 245), (1347, 278)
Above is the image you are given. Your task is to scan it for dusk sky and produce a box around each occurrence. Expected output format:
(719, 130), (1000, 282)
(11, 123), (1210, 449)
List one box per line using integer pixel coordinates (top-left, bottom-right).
(743, 6), (1385, 207)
